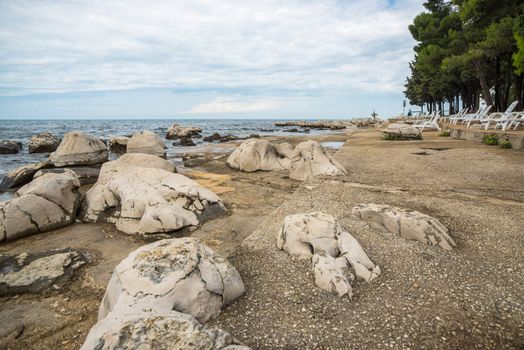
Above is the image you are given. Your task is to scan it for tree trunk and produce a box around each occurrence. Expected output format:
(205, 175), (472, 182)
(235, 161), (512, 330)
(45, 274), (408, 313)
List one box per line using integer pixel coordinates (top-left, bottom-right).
(474, 59), (493, 107)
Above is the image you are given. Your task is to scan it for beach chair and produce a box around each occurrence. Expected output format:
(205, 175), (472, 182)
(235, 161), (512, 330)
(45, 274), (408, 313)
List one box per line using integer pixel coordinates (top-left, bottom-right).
(464, 105), (492, 127)
(414, 112), (441, 131)
(453, 105), (485, 125)
(510, 112), (524, 130)
(448, 107), (468, 123)
(479, 101), (519, 130)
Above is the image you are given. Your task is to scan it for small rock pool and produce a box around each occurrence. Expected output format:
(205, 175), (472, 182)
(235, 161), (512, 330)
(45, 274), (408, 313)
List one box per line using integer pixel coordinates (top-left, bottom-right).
(320, 141), (345, 149)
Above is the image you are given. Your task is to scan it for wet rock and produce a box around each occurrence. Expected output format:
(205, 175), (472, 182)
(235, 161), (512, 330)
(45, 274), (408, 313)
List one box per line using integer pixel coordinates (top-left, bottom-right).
(182, 153), (209, 167)
(226, 139), (292, 172)
(28, 132), (61, 153)
(126, 130), (166, 158)
(0, 141), (22, 154)
(174, 137), (196, 146)
(49, 131), (108, 167)
(0, 170), (82, 242)
(97, 238), (244, 323)
(277, 212), (381, 297)
(80, 154), (224, 235)
(108, 136), (129, 154)
(352, 204), (456, 250)
(0, 160), (53, 190)
(289, 141), (347, 181)
(382, 123), (421, 140)
(203, 133), (238, 143)
(166, 124), (202, 139)
(0, 248), (86, 296)
(285, 128), (300, 133)
(81, 311), (249, 350)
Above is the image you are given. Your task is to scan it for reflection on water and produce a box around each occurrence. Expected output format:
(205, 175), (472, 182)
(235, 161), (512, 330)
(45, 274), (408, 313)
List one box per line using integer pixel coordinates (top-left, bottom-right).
(320, 141), (345, 149)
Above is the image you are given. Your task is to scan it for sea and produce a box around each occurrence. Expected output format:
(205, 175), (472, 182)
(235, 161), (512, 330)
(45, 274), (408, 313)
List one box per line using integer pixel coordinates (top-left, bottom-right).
(0, 119), (339, 180)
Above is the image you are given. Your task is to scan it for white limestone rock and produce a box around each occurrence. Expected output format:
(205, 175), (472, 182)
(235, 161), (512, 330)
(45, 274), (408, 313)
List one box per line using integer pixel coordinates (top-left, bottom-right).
(289, 141), (347, 181)
(28, 132), (61, 153)
(166, 124), (202, 139)
(97, 238), (244, 325)
(126, 130), (166, 157)
(49, 131), (108, 167)
(382, 123), (421, 139)
(352, 204), (456, 250)
(277, 212), (380, 297)
(0, 248), (86, 295)
(226, 139), (291, 172)
(80, 154), (223, 235)
(81, 310), (249, 350)
(108, 136), (129, 154)
(0, 171), (82, 243)
(0, 160), (53, 190)
(80, 154), (221, 234)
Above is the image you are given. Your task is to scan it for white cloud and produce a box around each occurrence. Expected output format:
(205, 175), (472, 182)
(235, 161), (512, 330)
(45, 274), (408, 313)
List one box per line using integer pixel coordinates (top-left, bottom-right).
(187, 97), (279, 114)
(0, 0), (423, 97)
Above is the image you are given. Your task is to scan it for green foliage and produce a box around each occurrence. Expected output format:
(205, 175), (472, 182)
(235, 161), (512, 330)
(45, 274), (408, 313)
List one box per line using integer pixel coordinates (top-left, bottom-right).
(439, 130), (450, 137)
(405, 0), (524, 112)
(500, 140), (513, 148)
(382, 133), (422, 141)
(482, 134), (499, 145)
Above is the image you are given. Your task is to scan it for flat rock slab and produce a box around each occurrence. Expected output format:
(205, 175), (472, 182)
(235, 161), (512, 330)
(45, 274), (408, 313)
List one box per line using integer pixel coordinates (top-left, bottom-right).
(0, 248), (86, 296)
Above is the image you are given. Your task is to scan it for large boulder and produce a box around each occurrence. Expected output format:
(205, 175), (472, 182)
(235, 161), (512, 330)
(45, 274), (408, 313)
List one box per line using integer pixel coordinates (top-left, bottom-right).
(0, 160), (53, 190)
(0, 141), (22, 154)
(226, 139), (292, 172)
(28, 132), (61, 153)
(0, 248), (86, 296)
(352, 204), (456, 250)
(35, 165), (101, 186)
(81, 311), (249, 350)
(98, 238), (244, 323)
(108, 136), (129, 154)
(80, 154), (224, 235)
(0, 170), (82, 243)
(277, 212), (381, 297)
(81, 238), (247, 350)
(49, 131), (108, 167)
(126, 130), (166, 158)
(289, 141), (347, 181)
(382, 123), (421, 140)
(166, 124), (202, 139)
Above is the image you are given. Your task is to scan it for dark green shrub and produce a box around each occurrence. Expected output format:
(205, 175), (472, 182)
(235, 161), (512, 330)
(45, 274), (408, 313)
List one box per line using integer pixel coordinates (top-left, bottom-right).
(439, 130), (450, 137)
(482, 134), (499, 145)
(382, 133), (422, 141)
(500, 140), (512, 149)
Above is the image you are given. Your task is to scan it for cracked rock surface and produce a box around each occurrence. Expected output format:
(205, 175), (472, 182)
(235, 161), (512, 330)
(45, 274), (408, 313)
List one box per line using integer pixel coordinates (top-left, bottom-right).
(49, 131), (108, 167)
(0, 170), (82, 243)
(126, 130), (166, 158)
(277, 212), (380, 297)
(289, 141), (347, 181)
(352, 203), (456, 250)
(0, 248), (86, 296)
(80, 154), (224, 235)
(226, 138), (292, 172)
(81, 238), (246, 349)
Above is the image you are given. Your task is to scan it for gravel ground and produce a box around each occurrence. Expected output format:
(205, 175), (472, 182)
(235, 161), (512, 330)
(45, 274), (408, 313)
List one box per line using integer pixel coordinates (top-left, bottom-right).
(210, 130), (524, 349)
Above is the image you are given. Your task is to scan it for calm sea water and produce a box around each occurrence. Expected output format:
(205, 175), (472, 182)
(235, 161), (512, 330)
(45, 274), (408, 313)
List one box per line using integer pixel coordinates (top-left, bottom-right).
(0, 119), (336, 178)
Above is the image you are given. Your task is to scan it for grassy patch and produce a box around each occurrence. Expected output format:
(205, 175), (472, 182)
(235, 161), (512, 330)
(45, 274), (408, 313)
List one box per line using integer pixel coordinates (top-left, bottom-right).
(482, 134), (499, 146)
(438, 130), (450, 137)
(499, 140), (512, 149)
(382, 133), (422, 141)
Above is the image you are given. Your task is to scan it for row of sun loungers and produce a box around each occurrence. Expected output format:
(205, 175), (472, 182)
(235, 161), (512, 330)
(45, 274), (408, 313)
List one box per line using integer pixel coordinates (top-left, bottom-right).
(409, 101), (523, 132)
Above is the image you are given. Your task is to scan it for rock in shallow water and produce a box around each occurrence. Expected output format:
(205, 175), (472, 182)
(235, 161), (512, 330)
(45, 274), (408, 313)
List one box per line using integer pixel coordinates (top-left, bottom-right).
(50, 131), (108, 167)
(0, 160), (53, 190)
(0, 140), (22, 154)
(352, 203), (456, 250)
(0, 248), (86, 296)
(28, 132), (61, 153)
(166, 124), (202, 139)
(0, 170), (82, 243)
(108, 136), (129, 154)
(80, 154), (224, 235)
(277, 212), (380, 297)
(81, 238), (247, 350)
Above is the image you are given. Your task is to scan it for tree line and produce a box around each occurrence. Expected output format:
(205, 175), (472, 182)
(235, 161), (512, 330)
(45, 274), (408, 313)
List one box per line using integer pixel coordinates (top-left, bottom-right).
(405, 0), (524, 114)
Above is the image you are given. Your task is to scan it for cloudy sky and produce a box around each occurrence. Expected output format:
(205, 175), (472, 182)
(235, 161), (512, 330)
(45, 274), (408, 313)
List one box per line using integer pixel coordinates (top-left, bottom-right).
(0, 0), (423, 119)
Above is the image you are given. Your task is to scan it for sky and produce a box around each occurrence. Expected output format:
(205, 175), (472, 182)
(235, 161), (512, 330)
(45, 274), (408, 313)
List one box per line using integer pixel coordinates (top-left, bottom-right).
(0, 0), (424, 119)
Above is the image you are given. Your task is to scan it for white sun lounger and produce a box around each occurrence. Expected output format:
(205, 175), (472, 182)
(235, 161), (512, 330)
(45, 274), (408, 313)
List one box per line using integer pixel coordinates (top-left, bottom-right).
(479, 101), (519, 130)
(414, 112), (441, 131)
